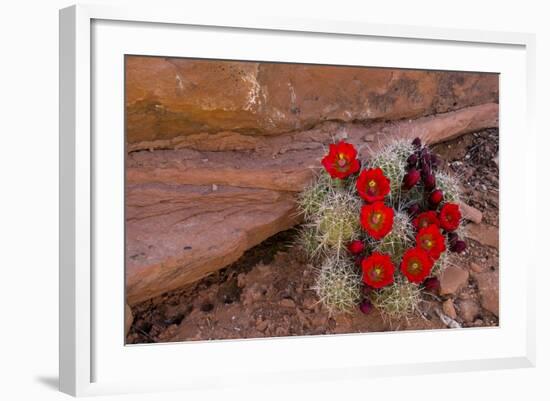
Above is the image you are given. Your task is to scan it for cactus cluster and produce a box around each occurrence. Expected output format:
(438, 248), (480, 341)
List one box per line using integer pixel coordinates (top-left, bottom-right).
(298, 176), (361, 262)
(298, 171), (362, 312)
(297, 138), (467, 319)
(313, 256), (362, 314)
(370, 277), (422, 320)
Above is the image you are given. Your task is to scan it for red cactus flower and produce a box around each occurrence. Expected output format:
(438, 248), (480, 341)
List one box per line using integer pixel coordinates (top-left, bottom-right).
(429, 189), (444, 207)
(360, 201), (394, 240)
(401, 247), (434, 283)
(321, 141), (360, 179)
(416, 224), (446, 260)
(439, 203), (462, 232)
(347, 240), (365, 255)
(413, 211), (440, 231)
(361, 252), (395, 289)
(402, 168), (421, 190)
(356, 168), (391, 203)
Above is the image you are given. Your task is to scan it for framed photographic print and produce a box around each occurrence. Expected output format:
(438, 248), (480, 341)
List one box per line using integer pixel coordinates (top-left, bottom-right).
(59, 4), (536, 397)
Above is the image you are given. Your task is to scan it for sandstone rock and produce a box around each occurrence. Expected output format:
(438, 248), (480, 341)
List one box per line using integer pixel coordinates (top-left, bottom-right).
(459, 201), (483, 224)
(439, 266), (469, 295)
(255, 318), (268, 332)
(126, 57), (498, 148)
(442, 299), (457, 319)
(473, 271), (499, 316)
(125, 304), (133, 336)
(126, 104), (499, 192)
(125, 184), (298, 305)
(470, 262), (483, 273)
(465, 224), (499, 248)
(457, 299), (481, 323)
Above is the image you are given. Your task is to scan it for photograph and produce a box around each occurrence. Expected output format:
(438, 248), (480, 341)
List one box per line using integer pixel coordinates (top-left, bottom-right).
(124, 56), (499, 344)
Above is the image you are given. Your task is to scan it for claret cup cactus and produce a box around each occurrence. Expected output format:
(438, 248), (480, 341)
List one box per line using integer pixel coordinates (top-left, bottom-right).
(297, 138), (467, 318)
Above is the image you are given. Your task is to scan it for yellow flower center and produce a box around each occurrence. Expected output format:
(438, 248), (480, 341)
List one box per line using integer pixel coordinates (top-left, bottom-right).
(371, 212), (382, 225)
(409, 261), (421, 273)
(424, 239), (433, 248)
(368, 180), (376, 187)
(337, 154), (348, 167)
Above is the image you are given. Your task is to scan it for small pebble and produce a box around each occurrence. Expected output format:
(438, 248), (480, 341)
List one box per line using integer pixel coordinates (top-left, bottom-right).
(470, 262), (483, 273)
(442, 299), (457, 319)
(280, 298), (296, 308)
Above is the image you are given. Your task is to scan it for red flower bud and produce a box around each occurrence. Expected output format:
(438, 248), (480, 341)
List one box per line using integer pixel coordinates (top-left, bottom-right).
(421, 163), (431, 178)
(359, 299), (373, 314)
(407, 203), (421, 217)
(429, 189), (444, 206)
(421, 155), (432, 168)
(412, 137), (422, 148)
(423, 277), (440, 293)
(347, 240), (365, 255)
(450, 239), (467, 253)
(403, 169), (421, 190)
(447, 232), (458, 246)
(407, 154), (418, 167)
(423, 173), (436, 191)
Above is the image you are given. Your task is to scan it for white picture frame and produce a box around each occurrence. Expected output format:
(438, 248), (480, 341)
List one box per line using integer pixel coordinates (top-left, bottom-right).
(59, 3), (536, 397)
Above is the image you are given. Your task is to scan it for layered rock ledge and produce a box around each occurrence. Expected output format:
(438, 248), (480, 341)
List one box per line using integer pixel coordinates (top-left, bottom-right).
(126, 57), (498, 148)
